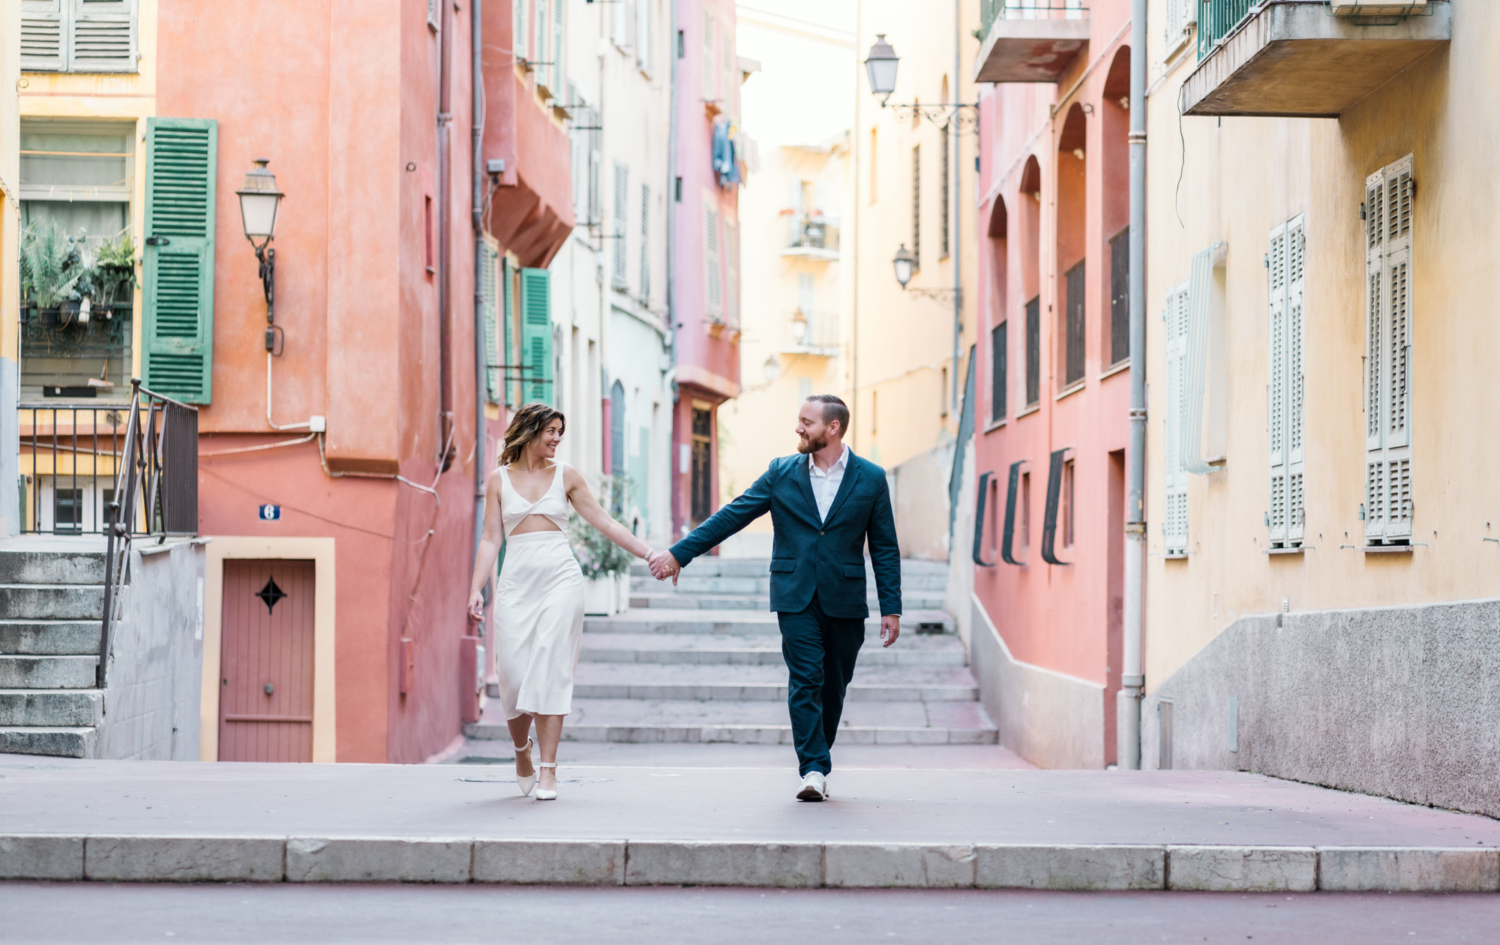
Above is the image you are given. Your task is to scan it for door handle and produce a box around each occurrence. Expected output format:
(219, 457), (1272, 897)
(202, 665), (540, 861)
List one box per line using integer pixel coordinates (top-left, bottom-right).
(145, 236), (171, 246)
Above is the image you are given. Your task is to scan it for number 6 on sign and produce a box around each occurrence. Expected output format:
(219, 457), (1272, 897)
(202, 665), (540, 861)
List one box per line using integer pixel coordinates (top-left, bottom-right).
(259, 504), (281, 521)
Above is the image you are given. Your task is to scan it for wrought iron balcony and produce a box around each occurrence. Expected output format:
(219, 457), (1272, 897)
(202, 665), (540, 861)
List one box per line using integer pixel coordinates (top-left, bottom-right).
(1184, 0), (1451, 117)
(782, 214), (841, 260)
(974, 1), (1090, 84)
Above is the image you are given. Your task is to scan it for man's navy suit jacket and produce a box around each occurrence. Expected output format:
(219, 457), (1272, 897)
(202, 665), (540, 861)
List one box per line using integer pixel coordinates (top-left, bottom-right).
(668, 451), (902, 619)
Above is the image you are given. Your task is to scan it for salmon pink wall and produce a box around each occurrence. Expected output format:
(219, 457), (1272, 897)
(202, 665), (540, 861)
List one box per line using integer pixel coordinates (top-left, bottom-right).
(161, 0), (501, 763)
(971, 9), (1133, 766)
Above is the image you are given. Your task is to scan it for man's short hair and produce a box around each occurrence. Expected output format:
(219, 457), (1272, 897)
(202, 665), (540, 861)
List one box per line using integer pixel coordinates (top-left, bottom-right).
(805, 394), (850, 436)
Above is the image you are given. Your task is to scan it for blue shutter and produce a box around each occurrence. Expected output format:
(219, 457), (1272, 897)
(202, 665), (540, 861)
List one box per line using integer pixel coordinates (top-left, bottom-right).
(519, 267), (553, 405)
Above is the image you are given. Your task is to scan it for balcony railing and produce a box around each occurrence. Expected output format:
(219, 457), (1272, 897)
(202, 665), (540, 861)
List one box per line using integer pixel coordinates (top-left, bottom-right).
(979, 0), (1088, 41)
(1197, 0), (1260, 60)
(787, 310), (840, 354)
(785, 214), (840, 257)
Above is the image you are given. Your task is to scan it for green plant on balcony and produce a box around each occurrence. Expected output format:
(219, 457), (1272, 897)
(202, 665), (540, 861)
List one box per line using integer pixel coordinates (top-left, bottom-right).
(18, 218), (88, 310)
(568, 473), (637, 580)
(90, 233), (139, 310)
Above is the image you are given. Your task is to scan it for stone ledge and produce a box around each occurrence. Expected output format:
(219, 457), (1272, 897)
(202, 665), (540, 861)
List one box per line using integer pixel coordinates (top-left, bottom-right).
(3, 836), (1495, 891)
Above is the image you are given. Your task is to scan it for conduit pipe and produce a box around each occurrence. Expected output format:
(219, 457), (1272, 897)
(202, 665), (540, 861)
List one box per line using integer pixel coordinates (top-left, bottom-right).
(1118, 0), (1148, 770)
(472, 0), (487, 566)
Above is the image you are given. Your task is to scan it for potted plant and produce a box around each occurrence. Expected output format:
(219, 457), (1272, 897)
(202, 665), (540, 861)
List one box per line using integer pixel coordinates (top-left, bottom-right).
(19, 219), (88, 325)
(569, 475), (637, 616)
(91, 232), (138, 317)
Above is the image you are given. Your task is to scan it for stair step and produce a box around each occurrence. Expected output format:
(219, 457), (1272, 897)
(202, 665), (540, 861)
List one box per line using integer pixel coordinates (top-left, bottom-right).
(571, 682), (977, 702)
(584, 609), (955, 635)
(626, 557), (950, 580)
(0, 655), (98, 689)
(0, 689), (103, 726)
(626, 593), (949, 612)
(580, 638), (966, 667)
(0, 725), (97, 758)
(0, 585), (106, 621)
(0, 549), (107, 586)
(0, 620), (103, 656)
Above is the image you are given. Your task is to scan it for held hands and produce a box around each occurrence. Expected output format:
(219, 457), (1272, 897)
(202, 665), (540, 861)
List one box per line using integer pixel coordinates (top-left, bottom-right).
(647, 549), (681, 585)
(880, 615), (901, 648)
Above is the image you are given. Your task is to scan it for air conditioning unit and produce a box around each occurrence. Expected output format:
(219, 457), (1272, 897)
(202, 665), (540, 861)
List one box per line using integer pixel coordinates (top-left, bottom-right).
(1331, 0), (1428, 15)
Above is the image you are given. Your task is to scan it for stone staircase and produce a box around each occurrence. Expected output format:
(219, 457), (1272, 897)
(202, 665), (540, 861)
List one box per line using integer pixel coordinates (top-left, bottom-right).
(468, 556), (998, 745)
(0, 547), (109, 758)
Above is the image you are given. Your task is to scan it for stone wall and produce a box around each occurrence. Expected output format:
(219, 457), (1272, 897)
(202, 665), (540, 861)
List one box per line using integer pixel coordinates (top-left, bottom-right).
(1141, 599), (1500, 819)
(95, 540), (205, 760)
(885, 439), (954, 562)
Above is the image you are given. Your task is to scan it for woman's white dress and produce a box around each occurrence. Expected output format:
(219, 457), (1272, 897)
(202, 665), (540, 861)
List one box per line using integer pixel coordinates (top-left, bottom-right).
(493, 461), (586, 719)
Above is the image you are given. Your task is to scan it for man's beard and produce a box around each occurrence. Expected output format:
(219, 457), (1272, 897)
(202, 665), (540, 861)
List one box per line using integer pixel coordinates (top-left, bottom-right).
(798, 432), (828, 454)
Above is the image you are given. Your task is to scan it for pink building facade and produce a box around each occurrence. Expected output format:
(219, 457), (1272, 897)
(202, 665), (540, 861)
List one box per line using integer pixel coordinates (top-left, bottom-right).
(159, 0), (571, 764)
(968, 2), (1133, 769)
(669, 0), (744, 538)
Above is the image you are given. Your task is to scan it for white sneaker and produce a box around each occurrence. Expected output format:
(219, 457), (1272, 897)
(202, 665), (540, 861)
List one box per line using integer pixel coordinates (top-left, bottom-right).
(796, 771), (827, 801)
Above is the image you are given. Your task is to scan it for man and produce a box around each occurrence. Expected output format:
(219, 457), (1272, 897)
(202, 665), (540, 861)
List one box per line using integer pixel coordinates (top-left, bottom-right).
(649, 395), (901, 801)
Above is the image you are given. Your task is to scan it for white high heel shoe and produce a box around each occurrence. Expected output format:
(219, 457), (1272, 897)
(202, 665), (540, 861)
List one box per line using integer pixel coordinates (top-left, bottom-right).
(515, 738), (537, 797)
(535, 761), (558, 801)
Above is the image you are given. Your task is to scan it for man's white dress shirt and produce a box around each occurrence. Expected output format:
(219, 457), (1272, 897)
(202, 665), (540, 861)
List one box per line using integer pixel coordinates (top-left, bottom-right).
(808, 445), (849, 524)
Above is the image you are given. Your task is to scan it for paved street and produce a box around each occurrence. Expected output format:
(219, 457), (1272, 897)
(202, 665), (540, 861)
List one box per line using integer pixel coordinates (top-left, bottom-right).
(3, 882), (1498, 944)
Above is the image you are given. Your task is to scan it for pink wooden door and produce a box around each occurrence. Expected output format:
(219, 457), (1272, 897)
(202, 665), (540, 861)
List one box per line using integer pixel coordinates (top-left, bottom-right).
(219, 559), (316, 762)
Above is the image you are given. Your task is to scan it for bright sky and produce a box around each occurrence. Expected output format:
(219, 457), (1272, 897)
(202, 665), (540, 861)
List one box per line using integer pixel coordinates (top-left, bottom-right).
(736, 1), (857, 148)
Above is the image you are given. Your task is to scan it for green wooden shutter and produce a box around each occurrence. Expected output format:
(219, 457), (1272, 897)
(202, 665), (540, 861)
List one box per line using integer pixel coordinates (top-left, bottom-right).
(143, 117), (216, 405)
(482, 243), (500, 403)
(519, 267), (553, 405)
(502, 257), (515, 406)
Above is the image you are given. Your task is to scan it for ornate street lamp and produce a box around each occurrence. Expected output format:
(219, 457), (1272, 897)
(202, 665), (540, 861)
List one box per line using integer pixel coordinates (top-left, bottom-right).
(236, 158), (284, 325)
(864, 34), (899, 103)
(891, 244), (915, 288)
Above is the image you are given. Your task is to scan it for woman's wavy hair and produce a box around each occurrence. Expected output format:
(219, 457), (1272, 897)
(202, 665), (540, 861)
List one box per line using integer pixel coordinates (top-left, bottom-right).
(499, 402), (567, 467)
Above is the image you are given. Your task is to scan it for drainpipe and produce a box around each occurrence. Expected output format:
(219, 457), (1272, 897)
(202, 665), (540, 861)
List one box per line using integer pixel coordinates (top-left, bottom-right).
(665, 0), (681, 535)
(1118, 0), (1148, 770)
(438, 0), (455, 454)
(951, 0), (961, 416)
(472, 0), (487, 564)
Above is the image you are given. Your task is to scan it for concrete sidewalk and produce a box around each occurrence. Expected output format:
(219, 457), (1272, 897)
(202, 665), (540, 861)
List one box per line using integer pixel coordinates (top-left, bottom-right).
(3, 751), (1500, 891)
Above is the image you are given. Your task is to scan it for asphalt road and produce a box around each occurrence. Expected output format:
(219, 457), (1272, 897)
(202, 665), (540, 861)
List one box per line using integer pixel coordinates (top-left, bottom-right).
(3, 882), (1498, 944)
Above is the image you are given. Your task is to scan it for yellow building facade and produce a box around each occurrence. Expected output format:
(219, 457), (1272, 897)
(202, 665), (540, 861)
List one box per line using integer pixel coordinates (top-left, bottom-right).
(1141, 0), (1498, 816)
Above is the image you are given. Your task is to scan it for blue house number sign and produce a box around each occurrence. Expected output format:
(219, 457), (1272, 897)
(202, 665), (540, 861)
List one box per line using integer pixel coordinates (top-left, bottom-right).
(258, 504), (281, 521)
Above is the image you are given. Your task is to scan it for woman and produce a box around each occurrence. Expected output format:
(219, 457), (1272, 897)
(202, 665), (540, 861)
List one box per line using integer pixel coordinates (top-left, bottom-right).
(467, 403), (655, 800)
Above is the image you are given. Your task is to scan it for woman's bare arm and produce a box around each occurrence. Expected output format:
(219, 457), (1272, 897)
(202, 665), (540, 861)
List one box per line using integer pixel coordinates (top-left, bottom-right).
(467, 470), (505, 618)
(563, 465), (653, 560)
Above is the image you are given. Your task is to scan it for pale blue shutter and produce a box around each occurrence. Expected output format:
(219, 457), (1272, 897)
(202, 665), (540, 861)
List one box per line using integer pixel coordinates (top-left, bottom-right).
(1365, 156), (1414, 543)
(20, 0), (65, 71)
(69, 0), (137, 73)
(482, 243), (500, 404)
(1163, 284), (1189, 556)
(502, 257), (516, 406)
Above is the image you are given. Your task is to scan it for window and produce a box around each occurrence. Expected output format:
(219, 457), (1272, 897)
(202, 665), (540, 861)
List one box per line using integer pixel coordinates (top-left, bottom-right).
(612, 163), (628, 288)
(636, 0), (652, 72)
(702, 9), (716, 101)
(724, 219), (740, 328)
(991, 321), (1007, 422)
(1064, 260), (1086, 386)
(482, 242), (500, 403)
(1163, 282), (1189, 556)
(20, 0), (139, 74)
(53, 488), (83, 534)
(550, 0), (565, 100)
(797, 272), (814, 344)
(704, 205), (722, 319)
(940, 124), (951, 259)
(18, 121), (137, 400)
(911, 145), (921, 271)
(1363, 156), (1413, 545)
(1062, 459), (1075, 548)
(1109, 227), (1130, 366)
(690, 406), (713, 525)
(639, 184), (651, 302)
(722, 32), (735, 117)
(612, 0), (629, 49)
(535, 0), (549, 79)
(1025, 296), (1041, 406)
(1020, 471), (1031, 551)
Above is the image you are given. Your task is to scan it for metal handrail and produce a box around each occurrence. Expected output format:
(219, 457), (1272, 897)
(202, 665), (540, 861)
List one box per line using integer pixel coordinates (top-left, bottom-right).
(980, 0), (1090, 41)
(97, 378), (199, 688)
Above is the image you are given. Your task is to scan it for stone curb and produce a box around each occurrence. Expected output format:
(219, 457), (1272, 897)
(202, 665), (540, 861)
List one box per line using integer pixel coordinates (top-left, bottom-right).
(2, 837), (1497, 891)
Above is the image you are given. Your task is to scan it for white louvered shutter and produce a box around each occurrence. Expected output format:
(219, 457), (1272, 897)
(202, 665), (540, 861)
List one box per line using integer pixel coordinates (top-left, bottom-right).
(1183, 246), (1213, 475)
(1267, 215), (1306, 546)
(636, 0), (652, 72)
(704, 205), (722, 320)
(551, 0), (564, 100)
(71, 0), (137, 72)
(514, 0), (528, 62)
(482, 242), (501, 403)
(1364, 157), (1414, 543)
(21, 0), (66, 71)
(613, 163), (628, 287)
(725, 219), (740, 328)
(702, 10), (716, 101)
(639, 184), (651, 302)
(1163, 283), (1189, 556)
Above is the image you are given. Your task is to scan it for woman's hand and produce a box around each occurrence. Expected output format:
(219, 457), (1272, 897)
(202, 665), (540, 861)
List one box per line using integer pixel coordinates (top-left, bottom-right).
(468, 589), (486, 623)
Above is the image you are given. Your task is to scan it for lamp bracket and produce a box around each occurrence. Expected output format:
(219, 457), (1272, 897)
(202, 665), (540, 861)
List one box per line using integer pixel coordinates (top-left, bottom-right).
(880, 101), (980, 133)
(249, 239), (275, 323)
(904, 286), (964, 304)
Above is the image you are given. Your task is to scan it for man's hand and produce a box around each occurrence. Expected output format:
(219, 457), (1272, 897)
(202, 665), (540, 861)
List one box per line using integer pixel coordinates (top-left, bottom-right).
(649, 550), (681, 585)
(880, 615), (900, 648)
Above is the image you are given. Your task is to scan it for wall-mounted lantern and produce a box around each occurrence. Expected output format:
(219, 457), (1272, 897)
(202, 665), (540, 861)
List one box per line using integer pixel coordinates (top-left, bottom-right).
(891, 244), (915, 288)
(235, 158), (284, 326)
